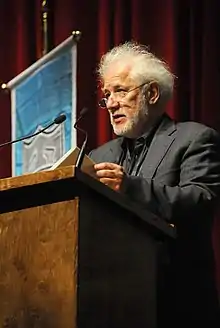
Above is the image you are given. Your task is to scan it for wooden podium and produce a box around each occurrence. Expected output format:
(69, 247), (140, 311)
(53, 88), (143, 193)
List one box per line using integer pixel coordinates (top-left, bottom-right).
(0, 166), (176, 328)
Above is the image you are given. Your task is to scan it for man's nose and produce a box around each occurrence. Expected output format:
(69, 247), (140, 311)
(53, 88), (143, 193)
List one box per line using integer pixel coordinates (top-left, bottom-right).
(106, 94), (120, 110)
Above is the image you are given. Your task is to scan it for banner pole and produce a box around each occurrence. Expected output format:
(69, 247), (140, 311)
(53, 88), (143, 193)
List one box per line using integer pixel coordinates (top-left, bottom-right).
(42, 0), (49, 56)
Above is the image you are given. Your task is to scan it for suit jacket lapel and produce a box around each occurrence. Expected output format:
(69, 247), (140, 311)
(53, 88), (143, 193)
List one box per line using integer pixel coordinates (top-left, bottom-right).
(103, 137), (123, 163)
(100, 115), (177, 178)
(141, 115), (177, 179)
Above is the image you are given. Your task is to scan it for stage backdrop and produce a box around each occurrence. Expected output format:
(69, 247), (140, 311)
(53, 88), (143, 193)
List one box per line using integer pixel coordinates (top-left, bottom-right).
(0, 0), (220, 299)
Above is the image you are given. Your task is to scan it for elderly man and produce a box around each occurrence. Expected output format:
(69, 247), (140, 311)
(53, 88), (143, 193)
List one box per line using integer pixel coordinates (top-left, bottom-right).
(90, 42), (220, 326)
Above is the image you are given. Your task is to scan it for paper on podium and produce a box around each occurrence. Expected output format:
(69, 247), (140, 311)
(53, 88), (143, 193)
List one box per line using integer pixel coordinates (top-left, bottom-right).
(50, 147), (96, 178)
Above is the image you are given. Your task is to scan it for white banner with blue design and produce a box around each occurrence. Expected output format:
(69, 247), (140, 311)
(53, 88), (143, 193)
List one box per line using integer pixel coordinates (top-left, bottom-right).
(7, 35), (77, 176)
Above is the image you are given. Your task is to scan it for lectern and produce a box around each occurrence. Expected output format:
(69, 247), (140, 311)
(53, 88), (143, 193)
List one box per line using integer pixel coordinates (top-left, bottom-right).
(0, 166), (176, 328)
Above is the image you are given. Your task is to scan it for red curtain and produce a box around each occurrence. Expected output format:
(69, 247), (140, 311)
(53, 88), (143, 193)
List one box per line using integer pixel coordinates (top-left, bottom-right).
(0, 0), (220, 297)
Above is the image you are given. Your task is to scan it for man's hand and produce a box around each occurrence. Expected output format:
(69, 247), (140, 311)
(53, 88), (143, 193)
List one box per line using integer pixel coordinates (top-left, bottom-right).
(94, 162), (125, 191)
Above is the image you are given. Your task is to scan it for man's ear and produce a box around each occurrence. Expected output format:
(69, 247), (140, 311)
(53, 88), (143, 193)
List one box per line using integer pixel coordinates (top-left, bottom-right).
(146, 82), (160, 105)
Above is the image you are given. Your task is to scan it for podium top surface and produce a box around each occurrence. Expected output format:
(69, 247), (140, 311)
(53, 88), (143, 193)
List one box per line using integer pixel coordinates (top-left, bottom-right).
(0, 166), (76, 191)
(0, 166), (176, 240)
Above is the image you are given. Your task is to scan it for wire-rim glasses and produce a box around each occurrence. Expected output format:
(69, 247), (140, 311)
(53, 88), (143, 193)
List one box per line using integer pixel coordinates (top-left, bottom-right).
(98, 82), (149, 109)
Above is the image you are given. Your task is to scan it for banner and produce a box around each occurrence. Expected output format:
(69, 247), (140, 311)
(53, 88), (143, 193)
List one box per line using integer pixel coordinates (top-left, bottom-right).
(7, 36), (77, 176)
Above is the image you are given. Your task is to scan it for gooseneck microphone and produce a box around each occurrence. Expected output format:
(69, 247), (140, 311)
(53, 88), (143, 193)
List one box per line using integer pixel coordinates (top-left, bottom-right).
(0, 113), (66, 149)
(74, 107), (89, 169)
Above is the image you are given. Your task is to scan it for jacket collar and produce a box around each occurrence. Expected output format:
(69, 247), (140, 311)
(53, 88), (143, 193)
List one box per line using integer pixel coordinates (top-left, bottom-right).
(140, 113), (177, 179)
(105, 113), (177, 177)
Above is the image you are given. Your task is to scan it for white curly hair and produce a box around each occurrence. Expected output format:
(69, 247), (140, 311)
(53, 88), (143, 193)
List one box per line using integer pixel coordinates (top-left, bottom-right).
(97, 41), (175, 103)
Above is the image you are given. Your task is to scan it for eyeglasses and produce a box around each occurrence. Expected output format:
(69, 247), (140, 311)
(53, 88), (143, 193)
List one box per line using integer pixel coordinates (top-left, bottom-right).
(98, 82), (149, 108)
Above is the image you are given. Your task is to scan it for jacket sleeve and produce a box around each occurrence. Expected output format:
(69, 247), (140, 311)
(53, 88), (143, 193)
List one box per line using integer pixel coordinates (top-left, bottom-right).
(121, 127), (220, 223)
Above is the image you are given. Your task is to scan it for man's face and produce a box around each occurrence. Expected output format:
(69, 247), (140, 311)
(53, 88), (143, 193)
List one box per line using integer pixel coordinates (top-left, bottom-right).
(102, 63), (149, 138)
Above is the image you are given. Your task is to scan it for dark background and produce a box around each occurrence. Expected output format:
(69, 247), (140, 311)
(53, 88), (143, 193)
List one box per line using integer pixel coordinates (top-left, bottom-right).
(0, 0), (220, 300)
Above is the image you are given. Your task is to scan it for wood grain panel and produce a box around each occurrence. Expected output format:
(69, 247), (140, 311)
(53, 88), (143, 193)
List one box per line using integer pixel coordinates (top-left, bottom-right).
(0, 199), (78, 328)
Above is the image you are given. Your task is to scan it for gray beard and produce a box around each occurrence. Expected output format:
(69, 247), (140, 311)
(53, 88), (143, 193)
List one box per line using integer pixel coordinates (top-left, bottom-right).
(113, 102), (150, 139)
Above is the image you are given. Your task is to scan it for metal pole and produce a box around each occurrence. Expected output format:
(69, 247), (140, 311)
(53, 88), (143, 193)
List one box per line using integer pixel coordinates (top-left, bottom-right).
(42, 0), (49, 56)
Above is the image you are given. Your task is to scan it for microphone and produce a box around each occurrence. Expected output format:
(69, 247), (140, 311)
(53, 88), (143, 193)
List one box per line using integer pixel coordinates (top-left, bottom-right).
(0, 113), (66, 149)
(74, 107), (89, 169)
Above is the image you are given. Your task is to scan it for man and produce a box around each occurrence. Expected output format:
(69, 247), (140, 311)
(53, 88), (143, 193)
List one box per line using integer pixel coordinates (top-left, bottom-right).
(90, 42), (220, 326)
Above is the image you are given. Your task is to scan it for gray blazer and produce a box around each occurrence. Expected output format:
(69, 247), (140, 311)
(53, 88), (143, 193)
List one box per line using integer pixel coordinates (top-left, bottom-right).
(90, 113), (220, 224)
(90, 113), (220, 325)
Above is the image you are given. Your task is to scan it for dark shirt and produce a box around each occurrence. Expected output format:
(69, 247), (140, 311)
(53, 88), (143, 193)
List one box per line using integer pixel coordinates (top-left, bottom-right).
(119, 116), (163, 176)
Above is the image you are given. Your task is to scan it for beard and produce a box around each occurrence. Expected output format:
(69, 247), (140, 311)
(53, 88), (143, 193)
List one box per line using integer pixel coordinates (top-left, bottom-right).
(111, 100), (149, 138)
